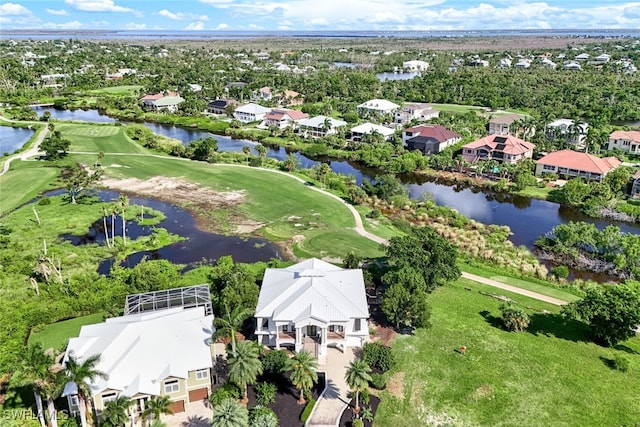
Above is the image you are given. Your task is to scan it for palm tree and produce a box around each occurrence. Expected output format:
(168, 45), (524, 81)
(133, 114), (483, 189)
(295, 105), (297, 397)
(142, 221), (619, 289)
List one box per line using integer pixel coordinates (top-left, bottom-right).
(141, 395), (173, 426)
(282, 153), (300, 172)
(101, 395), (132, 427)
(101, 204), (111, 248)
(315, 163), (332, 189)
(212, 305), (253, 356)
(227, 341), (263, 402)
(345, 359), (372, 417)
(242, 146), (251, 165)
(210, 398), (248, 427)
(321, 117), (332, 136)
(64, 353), (108, 427)
(288, 350), (318, 404)
(118, 195), (128, 246)
(12, 343), (52, 427)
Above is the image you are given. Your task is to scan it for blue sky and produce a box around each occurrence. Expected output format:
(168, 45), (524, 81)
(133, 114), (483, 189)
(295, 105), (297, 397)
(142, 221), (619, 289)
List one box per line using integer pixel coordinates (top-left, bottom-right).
(0, 0), (639, 31)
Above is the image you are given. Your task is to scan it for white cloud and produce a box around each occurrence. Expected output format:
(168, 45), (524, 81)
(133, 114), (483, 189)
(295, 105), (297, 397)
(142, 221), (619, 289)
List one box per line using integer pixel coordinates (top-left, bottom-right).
(124, 22), (146, 30)
(214, 23), (230, 30)
(0, 2), (32, 15)
(46, 8), (69, 16)
(64, 0), (133, 13)
(185, 21), (206, 30)
(91, 20), (110, 27)
(42, 20), (84, 29)
(158, 9), (209, 21)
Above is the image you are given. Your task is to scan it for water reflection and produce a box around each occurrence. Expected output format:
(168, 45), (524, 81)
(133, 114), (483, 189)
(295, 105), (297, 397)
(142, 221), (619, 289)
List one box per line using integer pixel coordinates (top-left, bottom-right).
(0, 126), (34, 154)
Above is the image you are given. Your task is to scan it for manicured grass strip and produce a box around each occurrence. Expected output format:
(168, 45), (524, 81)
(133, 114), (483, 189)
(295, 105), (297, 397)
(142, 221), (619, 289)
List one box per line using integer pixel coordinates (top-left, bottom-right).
(0, 161), (58, 214)
(375, 279), (640, 427)
(57, 123), (148, 154)
(28, 312), (105, 351)
(89, 85), (143, 95)
(460, 262), (580, 302)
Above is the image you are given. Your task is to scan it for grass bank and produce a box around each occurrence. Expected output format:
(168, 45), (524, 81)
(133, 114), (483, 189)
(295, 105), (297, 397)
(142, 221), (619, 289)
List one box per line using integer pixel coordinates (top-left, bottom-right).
(28, 312), (105, 351)
(375, 278), (640, 426)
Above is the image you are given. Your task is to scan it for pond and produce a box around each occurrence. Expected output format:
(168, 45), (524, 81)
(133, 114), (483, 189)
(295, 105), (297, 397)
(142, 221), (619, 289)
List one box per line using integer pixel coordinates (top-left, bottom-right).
(31, 106), (117, 123)
(57, 190), (282, 274)
(376, 72), (421, 82)
(0, 125), (34, 154)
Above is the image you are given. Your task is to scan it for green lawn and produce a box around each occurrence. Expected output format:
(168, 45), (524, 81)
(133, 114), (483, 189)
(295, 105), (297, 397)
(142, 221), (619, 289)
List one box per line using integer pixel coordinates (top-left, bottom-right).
(375, 278), (640, 426)
(0, 161), (59, 214)
(28, 312), (105, 351)
(58, 123), (148, 154)
(89, 85), (143, 95)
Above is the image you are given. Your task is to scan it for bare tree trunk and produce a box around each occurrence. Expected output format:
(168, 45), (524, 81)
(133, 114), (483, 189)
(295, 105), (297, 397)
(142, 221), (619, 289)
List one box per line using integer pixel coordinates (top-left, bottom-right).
(47, 396), (59, 427)
(103, 216), (111, 248)
(34, 391), (46, 427)
(78, 396), (88, 427)
(33, 207), (41, 225)
(121, 210), (126, 246)
(111, 213), (115, 242)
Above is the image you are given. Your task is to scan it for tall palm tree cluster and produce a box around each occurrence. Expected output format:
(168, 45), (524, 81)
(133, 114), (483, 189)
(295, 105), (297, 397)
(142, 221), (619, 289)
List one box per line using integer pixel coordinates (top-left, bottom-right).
(12, 343), (172, 427)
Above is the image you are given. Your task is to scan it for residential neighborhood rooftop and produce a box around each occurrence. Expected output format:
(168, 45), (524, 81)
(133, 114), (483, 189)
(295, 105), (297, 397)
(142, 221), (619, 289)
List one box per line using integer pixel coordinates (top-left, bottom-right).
(465, 134), (534, 155)
(536, 150), (622, 174)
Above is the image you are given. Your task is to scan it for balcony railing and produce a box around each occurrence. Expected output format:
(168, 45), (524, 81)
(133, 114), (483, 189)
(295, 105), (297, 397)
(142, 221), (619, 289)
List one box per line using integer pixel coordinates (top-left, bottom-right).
(278, 331), (296, 340)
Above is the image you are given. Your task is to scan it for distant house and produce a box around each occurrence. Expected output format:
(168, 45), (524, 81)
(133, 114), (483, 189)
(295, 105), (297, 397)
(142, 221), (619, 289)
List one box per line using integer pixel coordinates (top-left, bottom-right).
(515, 59), (531, 69)
(62, 305), (213, 416)
(278, 90), (304, 106)
(233, 103), (271, 123)
(607, 130), (640, 154)
(254, 258), (369, 356)
(256, 86), (272, 101)
(575, 53), (590, 61)
(357, 99), (400, 117)
(298, 116), (347, 138)
(496, 58), (512, 69)
(262, 109), (309, 129)
(593, 53), (611, 63)
(563, 61), (582, 70)
(545, 119), (589, 148)
(488, 114), (527, 136)
(541, 58), (557, 69)
(535, 150), (621, 181)
(207, 98), (238, 115)
(403, 124), (461, 155)
(394, 103), (440, 124)
(402, 60), (429, 71)
(469, 59), (489, 67)
(631, 170), (640, 198)
(350, 123), (395, 141)
(140, 91), (185, 113)
(188, 84), (202, 92)
(462, 134), (535, 164)
(224, 82), (248, 91)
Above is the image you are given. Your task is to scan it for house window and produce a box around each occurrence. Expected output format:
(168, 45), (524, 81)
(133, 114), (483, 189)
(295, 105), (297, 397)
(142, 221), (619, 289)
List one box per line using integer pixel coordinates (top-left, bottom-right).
(262, 319), (269, 329)
(282, 325), (288, 332)
(195, 369), (209, 380)
(102, 392), (117, 403)
(624, 140), (630, 146)
(354, 319), (361, 332)
(543, 165), (555, 171)
(70, 395), (79, 407)
(164, 380), (179, 394)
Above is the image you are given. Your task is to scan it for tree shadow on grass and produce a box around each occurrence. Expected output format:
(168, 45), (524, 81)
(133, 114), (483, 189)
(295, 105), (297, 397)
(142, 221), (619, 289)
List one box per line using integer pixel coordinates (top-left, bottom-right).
(526, 312), (591, 343)
(599, 356), (617, 370)
(613, 344), (639, 355)
(479, 310), (503, 329)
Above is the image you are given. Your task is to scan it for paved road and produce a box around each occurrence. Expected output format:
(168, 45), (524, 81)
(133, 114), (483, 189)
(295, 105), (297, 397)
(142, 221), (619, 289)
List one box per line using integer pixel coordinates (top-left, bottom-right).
(0, 116), (48, 176)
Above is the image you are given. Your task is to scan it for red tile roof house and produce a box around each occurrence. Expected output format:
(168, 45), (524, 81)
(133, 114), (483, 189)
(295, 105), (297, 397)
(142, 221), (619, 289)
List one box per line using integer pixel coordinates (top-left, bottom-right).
(462, 134), (535, 164)
(535, 150), (621, 181)
(261, 109), (309, 129)
(403, 125), (462, 155)
(607, 130), (640, 155)
(140, 91), (184, 113)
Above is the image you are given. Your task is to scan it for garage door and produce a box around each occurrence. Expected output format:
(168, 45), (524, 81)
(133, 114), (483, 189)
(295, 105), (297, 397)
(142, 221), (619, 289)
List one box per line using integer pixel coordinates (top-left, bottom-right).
(168, 400), (185, 413)
(188, 388), (208, 402)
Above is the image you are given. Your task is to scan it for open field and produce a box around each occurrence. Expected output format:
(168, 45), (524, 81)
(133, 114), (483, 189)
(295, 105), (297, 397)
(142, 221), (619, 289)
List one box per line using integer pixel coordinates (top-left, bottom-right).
(28, 312), (105, 351)
(375, 278), (640, 426)
(89, 85), (143, 95)
(57, 123), (148, 154)
(0, 161), (59, 213)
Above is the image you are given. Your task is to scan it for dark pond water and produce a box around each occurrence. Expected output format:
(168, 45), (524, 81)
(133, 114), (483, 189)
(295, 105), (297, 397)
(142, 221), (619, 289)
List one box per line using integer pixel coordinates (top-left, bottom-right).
(31, 106), (117, 123)
(376, 72), (421, 82)
(57, 190), (281, 274)
(0, 126), (34, 154)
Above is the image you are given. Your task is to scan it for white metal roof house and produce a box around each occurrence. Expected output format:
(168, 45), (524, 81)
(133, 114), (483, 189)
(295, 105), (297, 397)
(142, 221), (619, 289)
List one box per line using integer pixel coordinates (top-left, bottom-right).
(62, 306), (214, 417)
(357, 99), (400, 117)
(298, 116), (347, 138)
(233, 103), (272, 123)
(350, 122), (395, 141)
(255, 259), (369, 357)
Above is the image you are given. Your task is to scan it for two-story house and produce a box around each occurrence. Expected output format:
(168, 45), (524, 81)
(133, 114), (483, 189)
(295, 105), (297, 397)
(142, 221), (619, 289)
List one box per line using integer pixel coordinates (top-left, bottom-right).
(607, 130), (640, 154)
(535, 150), (621, 181)
(261, 109), (309, 129)
(394, 103), (440, 124)
(545, 119), (589, 148)
(233, 103), (272, 123)
(297, 116), (347, 138)
(402, 124), (462, 155)
(350, 123), (395, 141)
(357, 99), (400, 118)
(462, 134), (535, 164)
(140, 91), (185, 113)
(488, 113), (526, 136)
(255, 258), (369, 357)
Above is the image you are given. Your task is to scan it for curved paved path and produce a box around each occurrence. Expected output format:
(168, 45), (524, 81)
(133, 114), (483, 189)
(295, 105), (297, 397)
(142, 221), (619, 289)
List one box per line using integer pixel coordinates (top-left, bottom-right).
(0, 116), (48, 176)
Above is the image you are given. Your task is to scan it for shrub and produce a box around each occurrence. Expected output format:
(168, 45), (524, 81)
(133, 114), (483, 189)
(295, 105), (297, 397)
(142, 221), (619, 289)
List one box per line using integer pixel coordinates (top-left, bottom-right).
(261, 349), (289, 376)
(300, 398), (316, 422)
(255, 381), (277, 406)
(249, 405), (279, 427)
(37, 197), (51, 205)
(210, 383), (241, 406)
(500, 303), (530, 332)
(352, 419), (364, 427)
(369, 372), (387, 390)
(362, 342), (396, 372)
(550, 265), (569, 279)
(613, 355), (630, 372)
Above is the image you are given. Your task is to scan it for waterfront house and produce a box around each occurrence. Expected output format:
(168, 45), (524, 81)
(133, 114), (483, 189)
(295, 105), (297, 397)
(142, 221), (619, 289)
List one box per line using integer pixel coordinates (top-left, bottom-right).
(62, 306), (214, 418)
(350, 122), (395, 141)
(255, 258), (369, 357)
(535, 150), (621, 181)
(402, 60), (429, 71)
(607, 130), (640, 154)
(233, 103), (271, 123)
(207, 98), (238, 115)
(488, 113), (526, 136)
(261, 109), (309, 129)
(357, 99), (400, 117)
(140, 91), (185, 113)
(403, 124), (462, 155)
(394, 103), (440, 124)
(462, 134), (535, 164)
(298, 116), (347, 138)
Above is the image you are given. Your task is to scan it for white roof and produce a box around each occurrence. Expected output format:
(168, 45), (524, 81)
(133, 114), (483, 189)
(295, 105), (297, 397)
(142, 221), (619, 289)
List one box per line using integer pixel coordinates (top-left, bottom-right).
(63, 307), (213, 398)
(350, 123), (395, 137)
(255, 258), (369, 324)
(357, 99), (400, 112)
(235, 103), (271, 114)
(298, 115), (347, 129)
